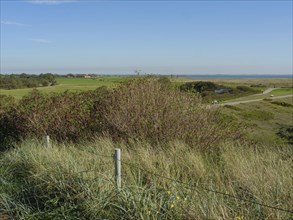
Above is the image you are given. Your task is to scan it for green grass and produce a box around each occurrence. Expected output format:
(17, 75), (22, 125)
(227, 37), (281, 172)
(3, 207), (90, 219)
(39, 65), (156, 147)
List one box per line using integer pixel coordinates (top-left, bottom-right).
(271, 88), (293, 96)
(222, 97), (293, 145)
(1, 138), (292, 219)
(0, 76), (135, 100)
(239, 109), (274, 121)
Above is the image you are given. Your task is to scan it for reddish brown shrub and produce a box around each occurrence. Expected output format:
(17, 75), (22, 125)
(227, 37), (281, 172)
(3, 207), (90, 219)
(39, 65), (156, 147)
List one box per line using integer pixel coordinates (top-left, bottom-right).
(96, 77), (240, 149)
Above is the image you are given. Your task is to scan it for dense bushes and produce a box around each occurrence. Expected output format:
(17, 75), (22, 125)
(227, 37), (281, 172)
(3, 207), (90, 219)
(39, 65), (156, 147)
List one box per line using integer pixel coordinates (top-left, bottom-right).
(96, 78), (241, 148)
(180, 81), (260, 102)
(0, 95), (15, 113)
(0, 88), (111, 147)
(179, 81), (218, 93)
(0, 77), (242, 150)
(0, 73), (57, 89)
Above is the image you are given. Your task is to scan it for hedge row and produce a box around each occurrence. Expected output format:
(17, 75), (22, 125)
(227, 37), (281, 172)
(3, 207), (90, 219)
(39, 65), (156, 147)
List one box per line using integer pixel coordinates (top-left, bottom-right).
(0, 77), (242, 150)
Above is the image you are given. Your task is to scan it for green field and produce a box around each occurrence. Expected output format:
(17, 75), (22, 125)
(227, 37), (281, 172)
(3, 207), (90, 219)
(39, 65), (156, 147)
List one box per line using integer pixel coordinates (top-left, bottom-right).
(1, 76), (292, 101)
(271, 87), (293, 96)
(0, 76), (135, 99)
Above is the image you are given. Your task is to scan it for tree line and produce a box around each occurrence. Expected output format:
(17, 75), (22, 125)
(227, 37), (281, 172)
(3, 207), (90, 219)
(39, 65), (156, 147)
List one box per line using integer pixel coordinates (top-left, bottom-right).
(0, 73), (57, 89)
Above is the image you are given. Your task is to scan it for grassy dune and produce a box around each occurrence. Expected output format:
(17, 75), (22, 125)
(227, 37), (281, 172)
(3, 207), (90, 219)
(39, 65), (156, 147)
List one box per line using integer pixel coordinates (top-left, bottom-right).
(1, 139), (292, 219)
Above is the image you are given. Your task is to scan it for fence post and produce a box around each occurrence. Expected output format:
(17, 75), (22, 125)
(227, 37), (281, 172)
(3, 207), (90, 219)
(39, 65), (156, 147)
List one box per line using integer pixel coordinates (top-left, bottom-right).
(114, 148), (121, 189)
(45, 135), (50, 147)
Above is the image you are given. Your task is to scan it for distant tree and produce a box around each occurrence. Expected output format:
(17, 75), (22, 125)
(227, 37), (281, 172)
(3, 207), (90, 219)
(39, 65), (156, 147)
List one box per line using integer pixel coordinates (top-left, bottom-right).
(180, 81), (218, 93)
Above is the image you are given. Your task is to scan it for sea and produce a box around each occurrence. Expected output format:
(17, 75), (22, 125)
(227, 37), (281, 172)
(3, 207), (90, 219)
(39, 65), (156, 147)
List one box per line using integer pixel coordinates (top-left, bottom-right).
(181, 74), (292, 79)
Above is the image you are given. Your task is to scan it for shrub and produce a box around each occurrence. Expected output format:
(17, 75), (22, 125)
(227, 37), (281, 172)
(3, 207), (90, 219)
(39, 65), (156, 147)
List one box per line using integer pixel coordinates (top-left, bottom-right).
(263, 98), (272, 101)
(96, 77), (241, 149)
(0, 78), (243, 150)
(179, 81), (218, 93)
(236, 86), (254, 92)
(277, 125), (293, 144)
(0, 88), (111, 145)
(21, 89), (104, 141)
(0, 95), (19, 150)
(0, 95), (15, 113)
(270, 101), (292, 107)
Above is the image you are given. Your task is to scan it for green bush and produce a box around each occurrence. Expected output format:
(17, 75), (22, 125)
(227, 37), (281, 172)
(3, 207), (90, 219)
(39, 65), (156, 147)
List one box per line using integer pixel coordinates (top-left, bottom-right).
(236, 86), (255, 92)
(179, 81), (218, 93)
(0, 73), (57, 89)
(277, 125), (293, 144)
(179, 82), (260, 103)
(270, 101), (292, 107)
(0, 95), (15, 113)
(263, 98), (273, 101)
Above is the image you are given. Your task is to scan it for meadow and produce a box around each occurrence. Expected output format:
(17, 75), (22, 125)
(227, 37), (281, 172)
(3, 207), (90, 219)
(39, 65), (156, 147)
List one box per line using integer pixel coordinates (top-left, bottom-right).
(0, 76), (135, 100)
(0, 76), (292, 219)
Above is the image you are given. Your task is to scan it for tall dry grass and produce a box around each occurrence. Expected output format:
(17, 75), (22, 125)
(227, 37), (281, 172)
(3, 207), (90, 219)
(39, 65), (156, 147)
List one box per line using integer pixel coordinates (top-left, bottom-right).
(0, 138), (292, 219)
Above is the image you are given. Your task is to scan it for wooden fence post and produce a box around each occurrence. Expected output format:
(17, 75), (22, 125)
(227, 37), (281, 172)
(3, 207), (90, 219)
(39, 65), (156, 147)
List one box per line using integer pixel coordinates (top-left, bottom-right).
(114, 148), (121, 189)
(45, 135), (50, 147)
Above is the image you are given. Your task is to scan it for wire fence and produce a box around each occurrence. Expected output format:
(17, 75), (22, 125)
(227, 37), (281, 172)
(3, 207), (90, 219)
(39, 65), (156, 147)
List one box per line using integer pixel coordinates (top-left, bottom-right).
(42, 137), (293, 215)
(80, 150), (293, 215)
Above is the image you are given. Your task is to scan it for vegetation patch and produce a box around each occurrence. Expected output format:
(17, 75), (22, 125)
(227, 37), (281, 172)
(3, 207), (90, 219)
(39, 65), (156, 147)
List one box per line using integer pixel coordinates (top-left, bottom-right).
(223, 105), (242, 111)
(179, 81), (260, 102)
(0, 140), (292, 219)
(0, 77), (242, 151)
(0, 77), (292, 219)
(263, 98), (273, 101)
(277, 125), (293, 144)
(0, 73), (57, 89)
(270, 87), (293, 96)
(95, 78), (242, 149)
(270, 101), (292, 107)
(239, 110), (274, 121)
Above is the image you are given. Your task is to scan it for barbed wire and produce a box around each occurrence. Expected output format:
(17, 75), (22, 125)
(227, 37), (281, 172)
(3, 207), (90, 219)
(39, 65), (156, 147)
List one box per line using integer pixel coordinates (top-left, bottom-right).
(84, 151), (293, 214)
(120, 160), (293, 214)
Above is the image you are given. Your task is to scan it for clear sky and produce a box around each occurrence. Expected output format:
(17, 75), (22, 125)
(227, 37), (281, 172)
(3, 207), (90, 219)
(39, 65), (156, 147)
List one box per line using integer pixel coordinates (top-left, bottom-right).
(0, 0), (292, 75)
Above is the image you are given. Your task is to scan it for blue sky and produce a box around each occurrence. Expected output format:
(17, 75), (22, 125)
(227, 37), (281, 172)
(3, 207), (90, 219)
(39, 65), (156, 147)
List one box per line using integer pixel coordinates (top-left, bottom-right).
(0, 0), (292, 75)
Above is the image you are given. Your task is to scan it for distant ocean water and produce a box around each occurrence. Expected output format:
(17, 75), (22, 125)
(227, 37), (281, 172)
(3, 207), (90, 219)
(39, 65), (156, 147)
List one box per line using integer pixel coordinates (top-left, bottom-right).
(183, 74), (292, 79)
